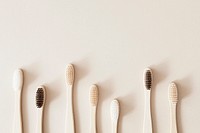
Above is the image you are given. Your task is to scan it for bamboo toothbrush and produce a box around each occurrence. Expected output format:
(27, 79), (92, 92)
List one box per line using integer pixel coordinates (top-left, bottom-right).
(13, 69), (24, 133)
(36, 86), (46, 133)
(143, 68), (153, 133)
(90, 85), (99, 133)
(110, 99), (120, 133)
(66, 64), (75, 133)
(168, 82), (178, 133)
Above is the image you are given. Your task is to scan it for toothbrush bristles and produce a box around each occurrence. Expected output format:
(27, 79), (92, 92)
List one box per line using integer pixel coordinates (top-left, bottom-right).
(110, 99), (120, 122)
(36, 87), (45, 108)
(144, 68), (153, 90)
(66, 64), (75, 85)
(90, 85), (98, 106)
(169, 82), (178, 103)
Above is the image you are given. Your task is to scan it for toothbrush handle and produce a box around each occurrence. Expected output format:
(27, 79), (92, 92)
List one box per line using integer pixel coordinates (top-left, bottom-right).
(90, 107), (97, 133)
(66, 86), (75, 133)
(143, 91), (152, 133)
(170, 104), (178, 133)
(13, 91), (23, 133)
(36, 109), (44, 133)
(112, 121), (118, 133)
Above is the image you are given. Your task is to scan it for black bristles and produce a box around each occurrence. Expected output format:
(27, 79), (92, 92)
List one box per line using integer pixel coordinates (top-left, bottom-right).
(145, 70), (152, 90)
(36, 88), (44, 108)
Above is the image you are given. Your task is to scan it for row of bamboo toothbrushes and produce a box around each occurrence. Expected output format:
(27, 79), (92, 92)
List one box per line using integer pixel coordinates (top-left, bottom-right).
(12, 64), (178, 133)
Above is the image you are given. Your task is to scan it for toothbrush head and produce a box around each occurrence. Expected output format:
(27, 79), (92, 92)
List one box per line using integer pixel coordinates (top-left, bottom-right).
(66, 64), (75, 86)
(144, 68), (153, 90)
(168, 82), (178, 103)
(36, 86), (46, 108)
(90, 84), (98, 107)
(13, 69), (24, 91)
(110, 99), (120, 122)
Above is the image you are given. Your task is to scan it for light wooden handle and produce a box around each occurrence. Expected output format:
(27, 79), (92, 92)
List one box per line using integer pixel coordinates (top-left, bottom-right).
(170, 103), (178, 133)
(90, 107), (97, 133)
(143, 91), (152, 133)
(112, 121), (118, 133)
(36, 109), (44, 133)
(66, 86), (75, 133)
(13, 91), (23, 133)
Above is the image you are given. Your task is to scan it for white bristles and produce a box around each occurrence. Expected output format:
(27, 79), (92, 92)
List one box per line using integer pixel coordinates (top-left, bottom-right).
(13, 69), (24, 91)
(90, 85), (98, 106)
(66, 64), (75, 85)
(168, 82), (178, 103)
(110, 99), (120, 122)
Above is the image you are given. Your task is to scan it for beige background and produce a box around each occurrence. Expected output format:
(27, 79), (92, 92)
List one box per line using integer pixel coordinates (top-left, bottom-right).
(0, 0), (200, 133)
